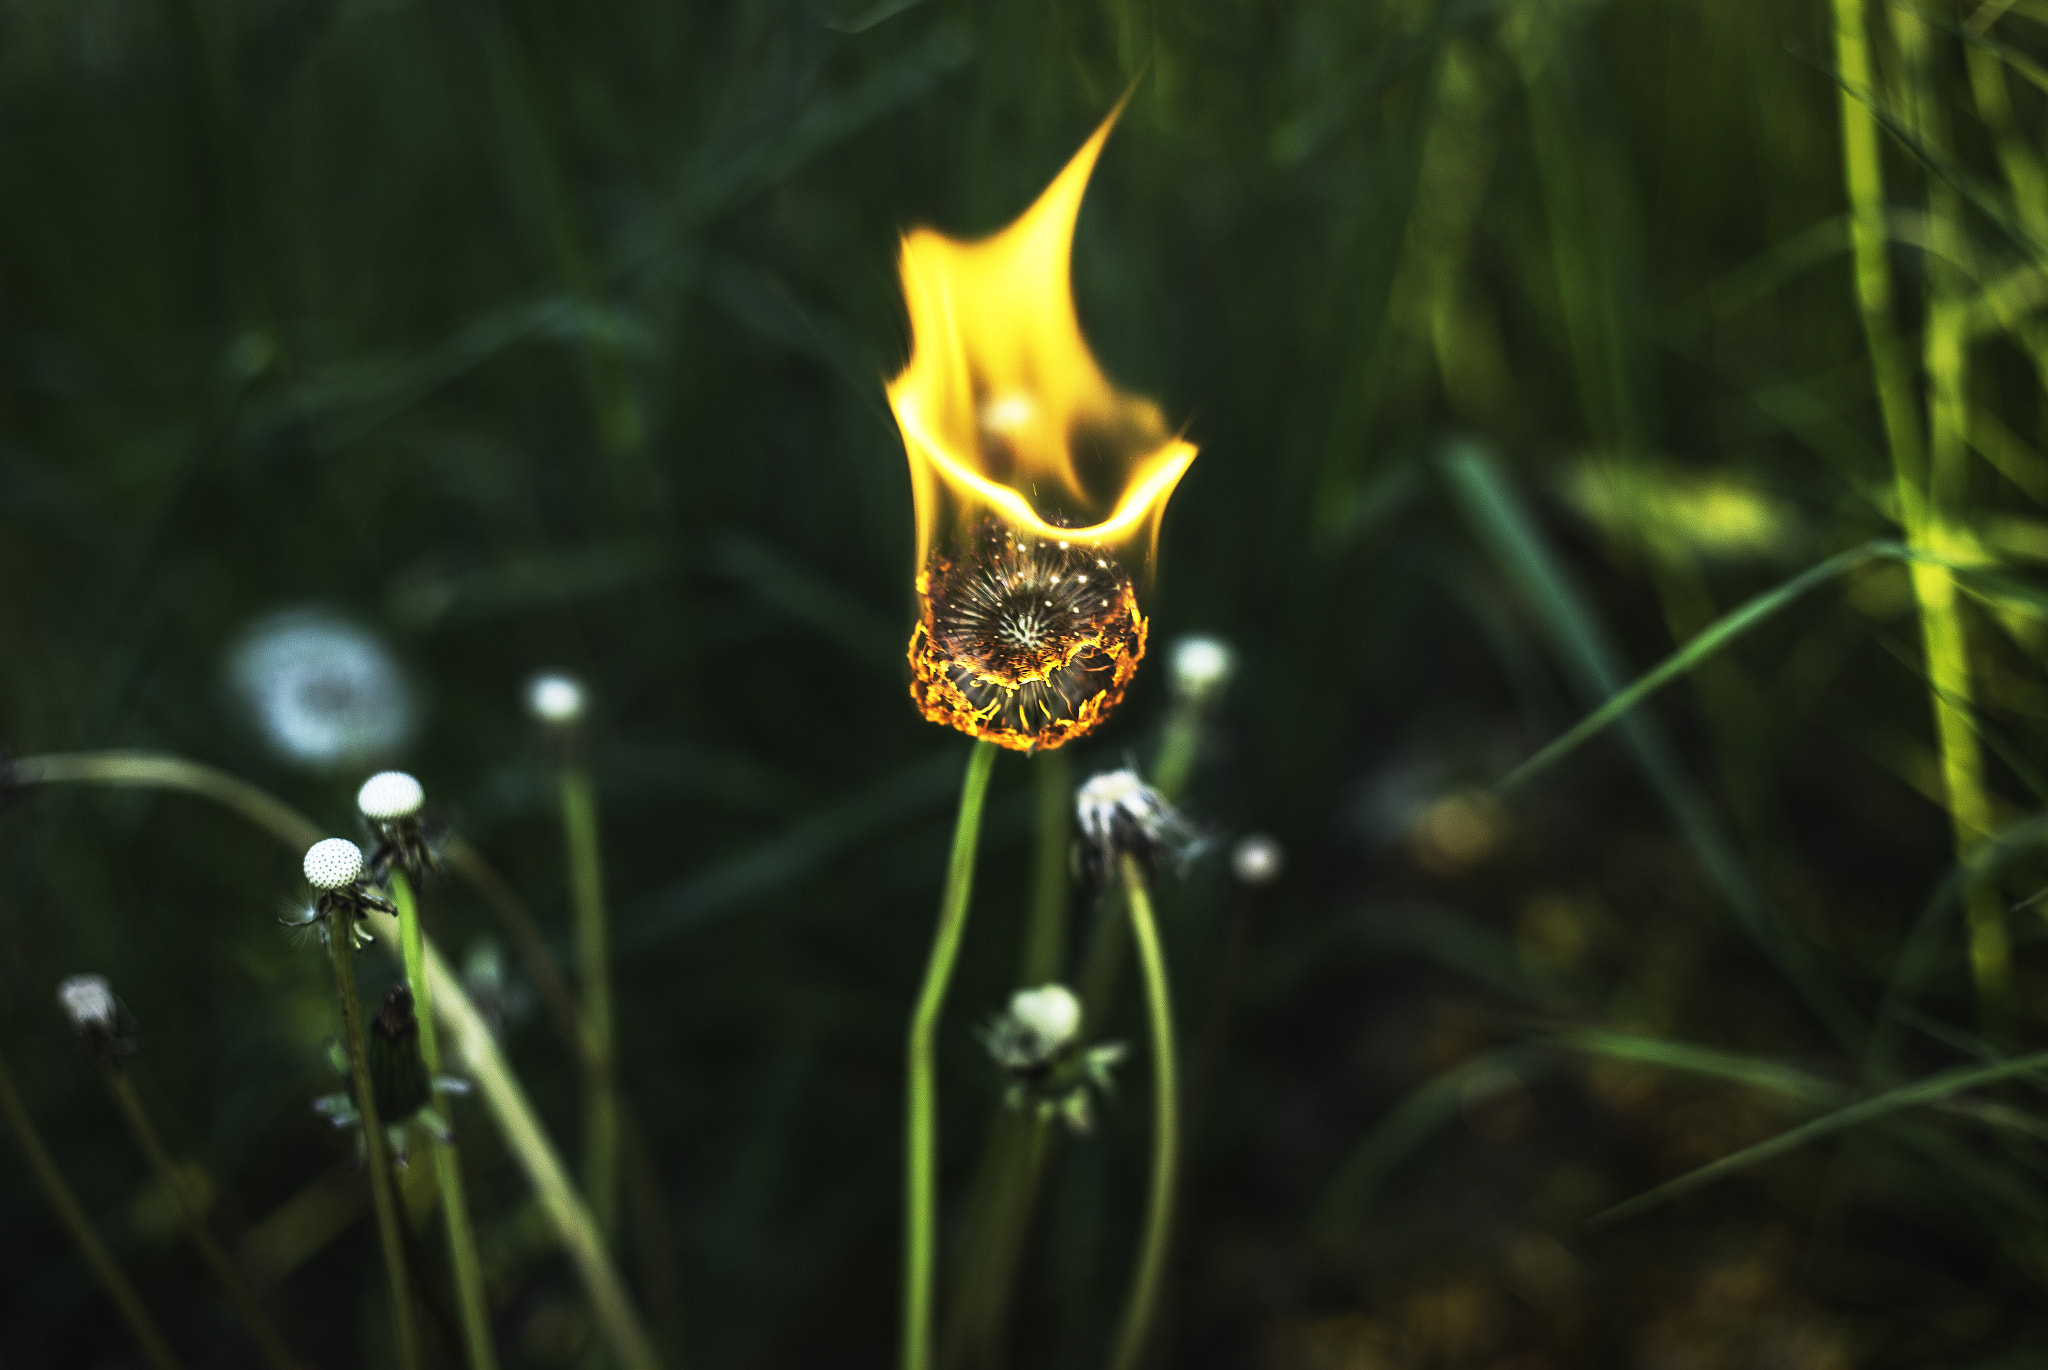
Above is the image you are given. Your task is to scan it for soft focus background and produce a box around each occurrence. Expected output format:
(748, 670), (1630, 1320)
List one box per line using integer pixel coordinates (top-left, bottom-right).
(8, 0), (2048, 1365)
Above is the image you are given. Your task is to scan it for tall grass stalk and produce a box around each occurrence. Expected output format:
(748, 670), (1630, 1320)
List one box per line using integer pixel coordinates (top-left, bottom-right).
(903, 739), (999, 1370)
(557, 761), (620, 1243)
(101, 1068), (298, 1370)
(392, 870), (500, 1370)
(325, 893), (423, 1370)
(14, 752), (661, 1369)
(0, 1044), (184, 1370)
(1833, 0), (2012, 1018)
(1104, 853), (1179, 1370)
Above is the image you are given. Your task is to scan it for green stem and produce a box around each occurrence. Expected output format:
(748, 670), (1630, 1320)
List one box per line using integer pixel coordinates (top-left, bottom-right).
(394, 872), (501, 1370)
(10, 753), (659, 1369)
(904, 739), (1000, 1370)
(1105, 855), (1179, 1370)
(328, 900), (422, 1370)
(1149, 702), (1205, 803)
(0, 1046), (184, 1370)
(1020, 748), (1074, 986)
(103, 1070), (298, 1370)
(559, 765), (619, 1244)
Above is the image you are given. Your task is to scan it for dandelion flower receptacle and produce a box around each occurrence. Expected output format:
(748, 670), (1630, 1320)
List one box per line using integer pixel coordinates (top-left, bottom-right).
(890, 106), (1196, 751)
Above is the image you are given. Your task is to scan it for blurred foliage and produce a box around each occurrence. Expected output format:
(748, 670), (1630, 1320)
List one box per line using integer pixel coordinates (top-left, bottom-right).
(12, 0), (2048, 1365)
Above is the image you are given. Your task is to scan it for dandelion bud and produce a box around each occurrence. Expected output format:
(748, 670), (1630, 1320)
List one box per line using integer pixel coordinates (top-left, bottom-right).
(1169, 635), (1236, 706)
(526, 672), (586, 726)
(1231, 833), (1284, 886)
(368, 985), (432, 1125)
(1074, 767), (1199, 888)
(304, 838), (365, 891)
(57, 974), (134, 1063)
(356, 770), (424, 822)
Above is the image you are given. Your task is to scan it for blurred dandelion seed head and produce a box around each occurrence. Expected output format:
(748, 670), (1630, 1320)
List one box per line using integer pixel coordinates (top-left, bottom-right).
(228, 609), (415, 770)
(994, 984), (1082, 1067)
(1169, 634), (1236, 705)
(1231, 833), (1285, 885)
(57, 973), (118, 1033)
(526, 671), (587, 725)
(356, 770), (424, 822)
(1075, 767), (1199, 886)
(304, 838), (364, 890)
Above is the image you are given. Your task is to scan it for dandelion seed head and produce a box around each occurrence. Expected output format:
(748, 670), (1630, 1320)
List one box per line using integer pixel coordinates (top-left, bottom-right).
(1008, 984), (1081, 1053)
(356, 770), (424, 822)
(1075, 767), (1199, 887)
(1169, 635), (1236, 704)
(57, 974), (118, 1033)
(228, 609), (414, 770)
(1231, 833), (1284, 886)
(526, 672), (587, 725)
(304, 838), (365, 891)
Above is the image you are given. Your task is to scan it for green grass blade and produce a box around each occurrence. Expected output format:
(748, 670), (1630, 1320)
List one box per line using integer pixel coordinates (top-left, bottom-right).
(1544, 1027), (1846, 1105)
(1498, 539), (1905, 792)
(1592, 1046), (2048, 1227)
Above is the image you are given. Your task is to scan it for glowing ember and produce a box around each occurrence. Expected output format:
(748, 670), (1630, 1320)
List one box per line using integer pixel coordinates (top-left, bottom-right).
(888, 103), (1195, 750)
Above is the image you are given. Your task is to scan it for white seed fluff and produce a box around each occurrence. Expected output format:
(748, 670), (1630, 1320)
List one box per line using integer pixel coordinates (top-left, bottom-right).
(1169, 635), (1237, 703)
(526, 672), (586, 724)
(1075, 769), (1150, 847)
(304, 838), (365, 890)
(57, 974), (119, 1031)
(227, 608), (415, 770)
(1231, 833), (1285, 886)
(356, 770), (425, 821)
(1008, 984), (1082, 1053)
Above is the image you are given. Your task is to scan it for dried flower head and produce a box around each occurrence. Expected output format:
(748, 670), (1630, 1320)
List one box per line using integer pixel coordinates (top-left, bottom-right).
(1231, 833), (1285, 886)
(57, 973), (135, 1063)
(1169, 635), (1236, 706)
(980, 981), (1125, 1135)
(1074, 767), (1200, 888)
(983, 983), (1084, 1072)
(228, 608), (415, 770)
(357, 771), (440, 884)
(526, 672), (587, 726)
(289, 838), (393, 949)
(910, 524), (1146, 751)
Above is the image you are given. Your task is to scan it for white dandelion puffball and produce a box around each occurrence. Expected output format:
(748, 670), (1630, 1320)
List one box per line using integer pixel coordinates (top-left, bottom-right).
(57, 974), (119, 1031)
(1169, 635), (1236, 703)
(357, 770), (424, 822)
(304, 838), (365, 890)
(1008, 984), (1082, 1053)
(526, 672), (586, 725)
(1231, 833), (1285, 886)
(228, 609), (415, 769)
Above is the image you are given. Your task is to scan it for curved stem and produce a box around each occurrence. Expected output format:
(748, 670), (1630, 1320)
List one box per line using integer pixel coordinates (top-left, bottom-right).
(103, 1070), (299, 1370)
(328, 902), (422, 1370)
(14, 752), (660, 1369)
(0, 1046), (184, 1370)
(1105, 854), (1178, 1370)
(394, 872), (501, 1370)
(903, 738), (999, 1370)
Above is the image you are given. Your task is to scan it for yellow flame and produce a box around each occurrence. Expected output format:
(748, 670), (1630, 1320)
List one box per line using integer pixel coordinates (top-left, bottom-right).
(887, 105), (1197, 574)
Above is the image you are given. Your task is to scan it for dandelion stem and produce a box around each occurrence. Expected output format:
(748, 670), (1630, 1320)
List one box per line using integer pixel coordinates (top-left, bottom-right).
(327, 901), (422, 1370)
(0, 1045), (184, 1370)
(393, 871), (501, 1370)
(1105, 853), (1178, 1370)
(558, 763), (620, 1243)
(904, 738), (999, 1370)
(101, 1068), (298, 1370)
(12, 751), (662, 1369)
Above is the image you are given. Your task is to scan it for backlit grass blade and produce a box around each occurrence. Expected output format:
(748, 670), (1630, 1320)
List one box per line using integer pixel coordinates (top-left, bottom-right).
(1544, 1027), (1845, 1106)
(1498, 539), (1906, 792)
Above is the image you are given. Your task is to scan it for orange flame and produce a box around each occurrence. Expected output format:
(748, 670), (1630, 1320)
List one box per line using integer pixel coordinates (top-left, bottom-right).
(889, 106), (1196, 751)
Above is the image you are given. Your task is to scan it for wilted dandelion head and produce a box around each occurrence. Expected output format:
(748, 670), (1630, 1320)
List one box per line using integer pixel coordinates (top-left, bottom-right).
(526, 672), (586, 726)
(1169, 634), (1236, 705)
(909, 524), (1146, 752)
(227, 608), (415, 770)
(356, 770), (424, 822)
(1074, 767), (1200, 887)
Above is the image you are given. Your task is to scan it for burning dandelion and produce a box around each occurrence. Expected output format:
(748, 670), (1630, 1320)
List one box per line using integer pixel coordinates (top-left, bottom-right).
(890, 105), (1196, 751)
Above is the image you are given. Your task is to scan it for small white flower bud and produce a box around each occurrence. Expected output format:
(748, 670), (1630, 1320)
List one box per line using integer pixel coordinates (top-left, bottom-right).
(1169, 635), (1236, 705)
(356, 770), (424, 822)
(526, 672), (586, 725)
(57, 974), (119, 1033)
(1231, 833), (1285, 886)
(304, 838), (365, 890)
(1008, 984), (1082, 1055)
